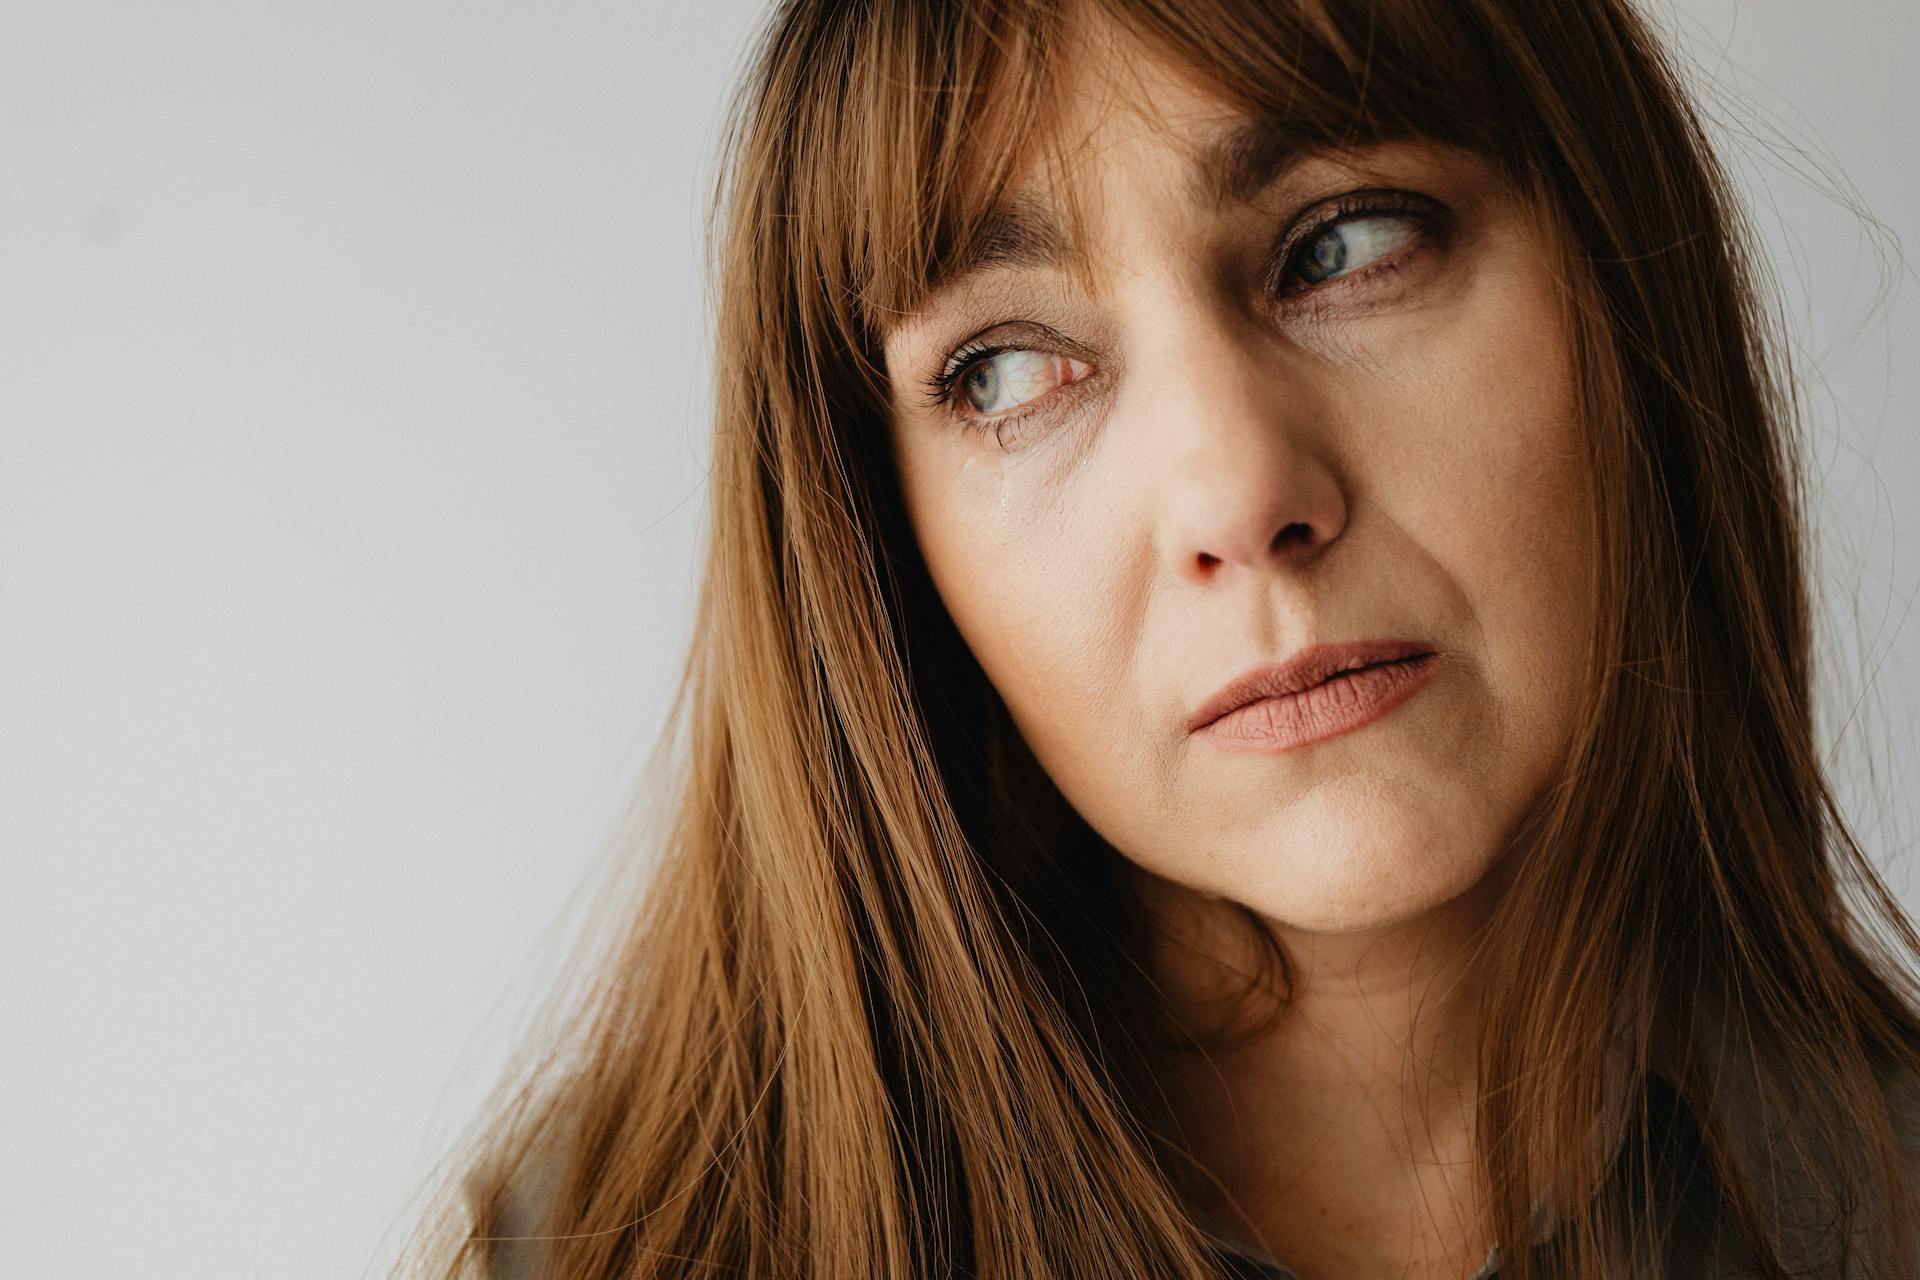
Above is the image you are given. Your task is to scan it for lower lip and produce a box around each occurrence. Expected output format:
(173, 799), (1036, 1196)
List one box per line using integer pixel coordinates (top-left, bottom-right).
(1194, 654), (1442, 751)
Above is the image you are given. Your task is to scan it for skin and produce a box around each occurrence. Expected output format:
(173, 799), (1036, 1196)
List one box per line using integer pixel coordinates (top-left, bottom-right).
(880, 34), (1596, 1280)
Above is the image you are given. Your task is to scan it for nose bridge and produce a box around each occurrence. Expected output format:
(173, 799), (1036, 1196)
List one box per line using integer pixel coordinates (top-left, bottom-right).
(1138, 303), (1349, 582)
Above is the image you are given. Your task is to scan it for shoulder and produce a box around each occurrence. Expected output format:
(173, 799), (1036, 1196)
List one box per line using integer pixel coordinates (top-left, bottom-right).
(466, 1105), (579, 1280)
(1879, 1056), (1920, 1197)
(473, 1166), (561, 1280)
(1855, 1052), (1920, 1279)
(1641, 1023), (1920, 1277)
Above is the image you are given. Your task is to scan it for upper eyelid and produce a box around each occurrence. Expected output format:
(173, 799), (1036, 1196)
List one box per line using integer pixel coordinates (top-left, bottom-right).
(928, 321), (1089, 397)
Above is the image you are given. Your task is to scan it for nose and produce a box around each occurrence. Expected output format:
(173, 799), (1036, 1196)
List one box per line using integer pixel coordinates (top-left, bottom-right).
(1144, 316), (1350, 584)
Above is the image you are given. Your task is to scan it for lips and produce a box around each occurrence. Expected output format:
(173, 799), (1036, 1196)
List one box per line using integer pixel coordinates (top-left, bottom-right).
(1186, 640), (1438, 735)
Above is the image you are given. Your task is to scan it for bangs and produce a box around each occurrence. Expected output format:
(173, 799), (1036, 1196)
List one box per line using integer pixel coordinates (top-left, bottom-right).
(781, 0), (1514, 352)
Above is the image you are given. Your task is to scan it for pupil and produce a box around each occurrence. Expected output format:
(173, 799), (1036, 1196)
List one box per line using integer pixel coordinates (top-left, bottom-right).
(1306, 231), (1347, 281)
(965, 362), (999, 410)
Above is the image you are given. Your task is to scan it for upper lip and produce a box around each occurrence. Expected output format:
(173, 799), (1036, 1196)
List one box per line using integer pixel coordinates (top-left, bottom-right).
(1186, 639), (1438, 734)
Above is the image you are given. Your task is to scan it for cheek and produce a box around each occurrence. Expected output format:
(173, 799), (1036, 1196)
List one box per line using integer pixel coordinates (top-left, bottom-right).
(893, 443), (1148, 800)
(1385, 266), (1595, 762)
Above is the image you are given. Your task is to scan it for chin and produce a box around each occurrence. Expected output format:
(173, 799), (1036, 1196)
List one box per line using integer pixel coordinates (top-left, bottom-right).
(1226, 823), (1500, 938)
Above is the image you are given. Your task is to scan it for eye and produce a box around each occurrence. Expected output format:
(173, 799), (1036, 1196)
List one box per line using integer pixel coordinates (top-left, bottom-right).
(1290, 214), (1413, 285)
(1272, 189), (1450, 300)
(1289, 214), (1421, 287)
(924, 344), (1094, 434)
(955, 349), (1091, 416)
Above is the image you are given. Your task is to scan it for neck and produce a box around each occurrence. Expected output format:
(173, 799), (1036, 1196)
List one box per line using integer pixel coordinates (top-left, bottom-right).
(1127, 865), (1500, 1279)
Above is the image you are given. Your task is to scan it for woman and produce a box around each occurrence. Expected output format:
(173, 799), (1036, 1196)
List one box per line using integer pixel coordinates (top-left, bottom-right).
(398, 0), (1920, 1276)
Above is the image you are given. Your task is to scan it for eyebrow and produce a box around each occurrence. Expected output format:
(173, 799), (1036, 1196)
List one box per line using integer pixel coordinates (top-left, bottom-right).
(927, 196), (1074, 295)
(1198, 120), (1303, 207)
(919, 121), (1302, 299)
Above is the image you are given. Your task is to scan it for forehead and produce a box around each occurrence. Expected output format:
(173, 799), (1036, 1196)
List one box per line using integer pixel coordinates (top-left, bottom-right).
(1055, 37), (1304, 207)
(890, 57), (1305, 327)
(843, 0), (1509, 349)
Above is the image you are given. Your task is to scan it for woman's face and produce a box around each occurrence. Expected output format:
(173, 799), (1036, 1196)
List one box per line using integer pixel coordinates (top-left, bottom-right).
(881, 45), (1594, 936)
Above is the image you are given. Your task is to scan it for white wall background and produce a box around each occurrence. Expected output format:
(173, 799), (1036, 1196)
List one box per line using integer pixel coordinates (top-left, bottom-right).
(1, 2), (1913, 1277)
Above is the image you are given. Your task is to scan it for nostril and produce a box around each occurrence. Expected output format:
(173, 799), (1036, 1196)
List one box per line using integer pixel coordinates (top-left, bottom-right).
(1196, 551), (1222, 571)
(1270, 522), (1313, 551)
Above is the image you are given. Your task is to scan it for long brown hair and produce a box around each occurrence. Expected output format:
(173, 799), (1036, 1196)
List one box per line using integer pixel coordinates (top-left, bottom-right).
(395, 1), (1920, 1276)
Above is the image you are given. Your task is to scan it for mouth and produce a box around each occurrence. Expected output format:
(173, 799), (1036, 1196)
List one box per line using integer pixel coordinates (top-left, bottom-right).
(1187, 641), (1441, 740)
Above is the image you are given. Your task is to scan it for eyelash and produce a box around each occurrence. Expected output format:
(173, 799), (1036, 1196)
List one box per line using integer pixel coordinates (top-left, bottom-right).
(919, 187), (1449, 439)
